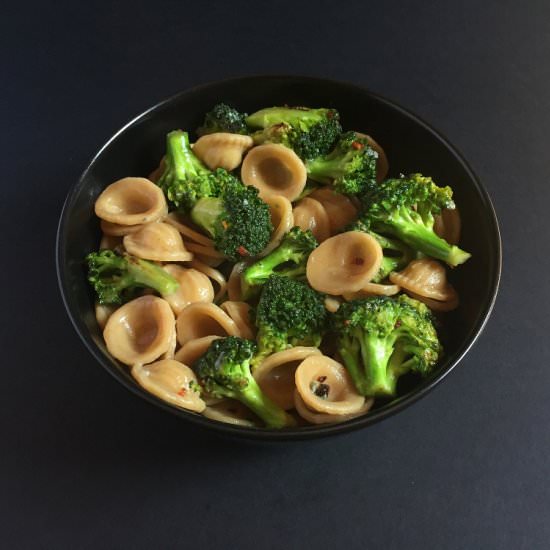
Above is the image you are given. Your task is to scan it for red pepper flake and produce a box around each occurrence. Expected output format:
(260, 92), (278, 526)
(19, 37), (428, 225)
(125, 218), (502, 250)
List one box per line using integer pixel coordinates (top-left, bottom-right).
(237, 245), (249, 257)
(177, 388), (187, 397)
(353, 257), (365, 265)
(351, 141), (364, 150)
(394, 320), (402, 328)
(317, 375), (327, 383)
(343, 319), (351, 326)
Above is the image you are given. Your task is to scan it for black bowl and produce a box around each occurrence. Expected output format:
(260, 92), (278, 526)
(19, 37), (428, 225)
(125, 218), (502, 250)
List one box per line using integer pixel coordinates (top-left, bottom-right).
(56, 75), (501, 440)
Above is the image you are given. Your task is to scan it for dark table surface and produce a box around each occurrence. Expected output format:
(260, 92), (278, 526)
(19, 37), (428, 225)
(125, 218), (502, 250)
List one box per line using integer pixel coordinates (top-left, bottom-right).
(3, 1), (549, 548)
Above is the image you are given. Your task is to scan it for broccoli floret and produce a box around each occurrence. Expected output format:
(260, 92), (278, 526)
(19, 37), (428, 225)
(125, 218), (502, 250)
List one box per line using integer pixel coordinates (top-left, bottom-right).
(242, 227), (318, 290)
(333, 295), (442, 397)
(86, 250), (179, 305)
(194, 337), (293, 428)
(360, 173), (471, 266)
(197, 103), (248, 136)
(253, 275), (327, 364)
(157, 130), (239, 211)
(347, 219), (414, 282)
(190, 179), (273, 261)
(305, 131), (378, 195)
(246, 106), (342, 160)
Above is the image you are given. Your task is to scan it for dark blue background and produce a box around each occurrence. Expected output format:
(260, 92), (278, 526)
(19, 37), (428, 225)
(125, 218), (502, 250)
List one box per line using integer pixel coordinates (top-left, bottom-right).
(2, 1), (548, 548)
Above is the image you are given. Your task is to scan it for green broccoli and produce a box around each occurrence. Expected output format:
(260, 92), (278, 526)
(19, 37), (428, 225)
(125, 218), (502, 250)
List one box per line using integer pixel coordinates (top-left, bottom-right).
(197, 103), (248, 136)
(241, 227), (318, 291)
(333, 295), (442, 397)
(86, 250), (179, 305)
(348, 219), (414, 282)
(253, 275), (327, 364)
(360, 173), (471, 266)
(246, 106), (342, 160)
(194, 336), (293, 428)
(305, 131), (378, 195)
(190, 179), (273, 261)
(156, 130), (238, 211)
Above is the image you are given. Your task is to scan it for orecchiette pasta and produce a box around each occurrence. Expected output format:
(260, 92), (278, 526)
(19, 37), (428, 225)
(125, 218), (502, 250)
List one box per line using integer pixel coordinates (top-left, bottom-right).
(164, 212), (215, 247)
(309, 187), (358, 233)
(434, 207), (461, 246)
(261, 195), (294, 256)
(176, 303), (240, 346)
(193, 132), (254, 171)
(162, 265), (214, 315)
(253, 347), (322, 410)
(241, 144), (307, 201)
(294, 355), (365, 415)
(148, 156), (166, 183)
(355, 132), (389, 182)
(203, 399), (259, 427)
(306, 231), (383, 295)
(131, 360), (205, 413)
(100, 219), (144, 237)
(292, 197), (331, 243)
(389, 258), (459, 310)
(189, 258), (227, 303)
(99, 233), (123, 251)
(103, 295), (176, 366)
(95, 303), (116, 331)
(94, 177), (167, 226)
(342, 282), (401, 301)
(123, 222), (193, 262)
(293, 390), (374, 425)
(220, 301), (255, 340)
(227, 262), (247, 302)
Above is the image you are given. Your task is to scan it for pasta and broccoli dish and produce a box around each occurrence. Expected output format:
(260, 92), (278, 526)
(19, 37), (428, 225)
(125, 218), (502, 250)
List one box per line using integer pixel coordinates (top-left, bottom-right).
(86, 103), (470, 428)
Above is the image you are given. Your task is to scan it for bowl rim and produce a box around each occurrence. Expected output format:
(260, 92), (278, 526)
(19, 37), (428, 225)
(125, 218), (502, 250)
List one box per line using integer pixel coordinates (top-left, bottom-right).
(56, 74), (502, 441)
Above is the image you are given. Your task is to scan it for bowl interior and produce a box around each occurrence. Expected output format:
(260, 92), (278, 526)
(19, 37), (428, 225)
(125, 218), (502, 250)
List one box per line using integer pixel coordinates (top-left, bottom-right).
(57, 76), (500, 440)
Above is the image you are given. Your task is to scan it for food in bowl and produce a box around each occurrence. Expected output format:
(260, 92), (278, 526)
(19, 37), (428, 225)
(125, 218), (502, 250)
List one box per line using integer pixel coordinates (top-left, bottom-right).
(85, 102), (471, 429)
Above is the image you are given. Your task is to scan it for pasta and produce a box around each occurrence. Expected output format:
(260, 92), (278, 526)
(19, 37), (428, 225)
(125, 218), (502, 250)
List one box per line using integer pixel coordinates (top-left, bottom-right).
(100, 219), (144, 237)
(123, 222), (193, 262)
(293, 391), (374, 425)
(309, 187), (358, 233)
(306, 231), (383, 295)
(241, 144), (307, 201)
(131, 360), (205, 412)
(253, 347), (322, 410)
(103, 295), (176, 366)
(220, 301), (255, 340)
(389, 258), (459, 311)
(94, 177), (167, 226)
(176, 303), (240, 346)
(434, 207), (461, 245)
(85, 101), (470, 430)
(193, 132), (254, 171)
(161, 265), (214, 315)
(261, 195), (294, 256)
(292, 197), (331, 243)
(294, 355), (365, 415)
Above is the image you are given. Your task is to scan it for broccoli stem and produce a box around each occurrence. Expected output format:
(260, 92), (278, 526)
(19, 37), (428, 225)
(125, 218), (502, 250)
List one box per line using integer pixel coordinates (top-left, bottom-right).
(239, 378), (294, 428)
(305, 157), (342, 184)
(243, 243), (297, 286)
(191, 197), (224, 237)
(359, 335), (397, 396)
(246, 107), (321, 129)
(386, 216), (471, 267)
(127, 256), (179, 296)
(166, 130), (205, 179)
